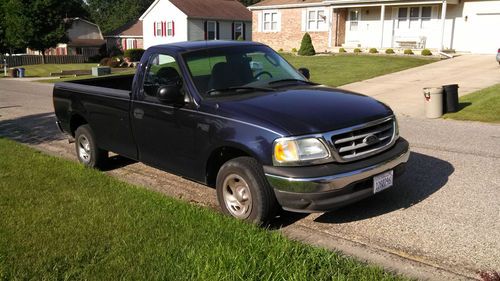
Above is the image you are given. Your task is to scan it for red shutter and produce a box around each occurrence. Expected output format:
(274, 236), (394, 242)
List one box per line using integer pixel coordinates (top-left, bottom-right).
(162, 21), (166, 37)
(172, 21), (175, 37)
(153, 22), (156, 36)
(123, 39), (127, 50)
(133, 39), (137, 49)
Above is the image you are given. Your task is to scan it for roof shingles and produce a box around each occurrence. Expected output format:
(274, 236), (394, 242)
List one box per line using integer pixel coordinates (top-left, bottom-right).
(168, 0), (251, 21)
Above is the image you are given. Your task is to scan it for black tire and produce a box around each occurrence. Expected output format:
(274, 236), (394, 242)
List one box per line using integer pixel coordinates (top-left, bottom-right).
(216, 156), (279, 225)
(75, 124), (108, 168)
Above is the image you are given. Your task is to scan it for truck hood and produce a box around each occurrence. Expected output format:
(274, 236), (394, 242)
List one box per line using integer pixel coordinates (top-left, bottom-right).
(209, 86), (393, 136)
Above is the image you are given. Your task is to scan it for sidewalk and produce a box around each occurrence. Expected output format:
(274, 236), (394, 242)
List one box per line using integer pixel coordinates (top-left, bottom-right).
(340, 55), (500, 118)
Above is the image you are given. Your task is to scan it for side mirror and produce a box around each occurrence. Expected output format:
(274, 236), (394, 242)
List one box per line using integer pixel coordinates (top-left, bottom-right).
(157, 84), (184, 104)
(298, 67), (310, 80)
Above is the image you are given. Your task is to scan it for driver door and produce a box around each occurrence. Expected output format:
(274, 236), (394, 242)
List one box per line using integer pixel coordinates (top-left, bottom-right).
(131, 53), (199, 177)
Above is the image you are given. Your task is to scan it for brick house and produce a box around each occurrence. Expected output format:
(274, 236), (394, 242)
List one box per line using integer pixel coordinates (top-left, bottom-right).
(104, 20), (144, 53)
(249, 0), (500, 54)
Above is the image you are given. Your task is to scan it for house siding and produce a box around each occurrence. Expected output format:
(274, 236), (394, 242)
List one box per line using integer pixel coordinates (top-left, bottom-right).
(142, 0), (189, 49)
(188, 19), (252, 41)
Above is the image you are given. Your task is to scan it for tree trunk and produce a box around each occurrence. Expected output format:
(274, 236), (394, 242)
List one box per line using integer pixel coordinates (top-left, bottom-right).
(41, 50), (46, 64)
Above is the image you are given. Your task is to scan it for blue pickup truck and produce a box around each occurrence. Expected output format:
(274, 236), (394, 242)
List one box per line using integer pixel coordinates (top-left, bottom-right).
(54, 41), (410, 224)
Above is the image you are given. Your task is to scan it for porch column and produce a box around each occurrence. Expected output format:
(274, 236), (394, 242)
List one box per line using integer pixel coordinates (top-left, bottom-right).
(380, 4), (386, 48)
(440, 0), (447, 51)
(328, 7), (334, 48)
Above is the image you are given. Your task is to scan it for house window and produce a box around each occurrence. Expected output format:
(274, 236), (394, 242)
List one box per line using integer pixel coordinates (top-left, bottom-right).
(398, 6), (433, 29)
(156, 22), (163, 36)
(234, 22), (243, 40)
(349, 9), (360, 31)
(207, 21), (217, 40)
(263, 11), (278, 31)
(307, 9), (326, 31)
(167, 21), (173, 36)
(126, 39), (136, 50)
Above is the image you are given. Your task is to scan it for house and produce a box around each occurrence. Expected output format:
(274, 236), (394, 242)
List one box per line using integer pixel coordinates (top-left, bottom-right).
(27, 18), (105, 56)
(139, 0), (252, 49)
(104, 20), (144, 52)
(249, 0), (500, 54)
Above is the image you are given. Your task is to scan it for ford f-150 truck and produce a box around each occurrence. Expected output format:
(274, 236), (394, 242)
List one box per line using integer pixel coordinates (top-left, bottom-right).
(54, 41), (410, 224)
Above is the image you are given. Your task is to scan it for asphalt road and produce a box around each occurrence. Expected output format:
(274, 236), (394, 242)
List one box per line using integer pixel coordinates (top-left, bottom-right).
(1, 79), (499, 280)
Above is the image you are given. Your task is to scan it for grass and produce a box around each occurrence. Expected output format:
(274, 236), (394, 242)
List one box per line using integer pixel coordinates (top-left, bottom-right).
(0, 138), (409, 281)
(444, 84), (500, 123)
(2, 63), (98, 78)
(282, 54), (437, 87)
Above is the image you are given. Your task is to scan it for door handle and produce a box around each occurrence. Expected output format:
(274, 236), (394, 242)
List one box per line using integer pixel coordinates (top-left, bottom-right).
(133, 108), (144, 119)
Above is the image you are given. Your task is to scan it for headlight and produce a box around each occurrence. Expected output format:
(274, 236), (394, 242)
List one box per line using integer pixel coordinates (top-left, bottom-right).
(273, 137), (329, 165)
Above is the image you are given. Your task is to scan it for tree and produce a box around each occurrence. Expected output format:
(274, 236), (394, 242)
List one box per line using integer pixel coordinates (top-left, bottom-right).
(3, 0), (86, 61)
(238, 0), (261, 6)
(0, 0), (8, 54)
(298, 33), (316, 56)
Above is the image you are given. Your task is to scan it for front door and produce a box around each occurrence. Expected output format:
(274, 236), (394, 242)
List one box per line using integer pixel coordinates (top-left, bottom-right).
(131, 53), (199, 178)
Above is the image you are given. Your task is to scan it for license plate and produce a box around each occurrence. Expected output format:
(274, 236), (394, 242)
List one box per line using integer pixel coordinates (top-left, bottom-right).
(373, 170), (394, 194)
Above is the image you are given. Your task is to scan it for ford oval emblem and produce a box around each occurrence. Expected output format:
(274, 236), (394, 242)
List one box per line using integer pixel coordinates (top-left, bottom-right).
(363, 134), (379, 145)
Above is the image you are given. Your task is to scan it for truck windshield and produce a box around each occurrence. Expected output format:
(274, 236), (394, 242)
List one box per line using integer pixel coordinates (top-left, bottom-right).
(183, 45), (307, 97)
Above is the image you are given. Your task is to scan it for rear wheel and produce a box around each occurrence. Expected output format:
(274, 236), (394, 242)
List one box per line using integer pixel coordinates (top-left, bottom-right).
(75, 124), (107, 168)
(216, 157), (279, 225)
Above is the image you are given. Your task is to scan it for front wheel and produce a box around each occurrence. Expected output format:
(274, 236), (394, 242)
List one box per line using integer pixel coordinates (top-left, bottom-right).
(216, 157), (279, 225)
(75, 124), (108, 168)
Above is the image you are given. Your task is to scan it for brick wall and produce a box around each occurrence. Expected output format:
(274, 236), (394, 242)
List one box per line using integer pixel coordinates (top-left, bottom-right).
(252, 8), (343, 52)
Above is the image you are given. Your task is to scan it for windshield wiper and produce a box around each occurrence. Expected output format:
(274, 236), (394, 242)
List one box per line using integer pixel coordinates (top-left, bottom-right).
(268, 79), (318, 86)
(206, 86), (276, 96)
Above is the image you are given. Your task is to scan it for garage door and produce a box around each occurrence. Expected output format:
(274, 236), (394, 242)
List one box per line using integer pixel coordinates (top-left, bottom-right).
(469, 13), (500, 54)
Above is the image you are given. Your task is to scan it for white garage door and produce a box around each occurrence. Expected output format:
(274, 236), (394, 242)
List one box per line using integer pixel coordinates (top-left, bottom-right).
(469, 13), (500, 54)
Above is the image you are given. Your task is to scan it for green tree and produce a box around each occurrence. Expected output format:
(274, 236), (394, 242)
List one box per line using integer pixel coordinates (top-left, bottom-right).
(0, 0), (8, 54)
(298, 33), (316, 56)
(238, 0), (261, 6)
(3, 0), (86, 60)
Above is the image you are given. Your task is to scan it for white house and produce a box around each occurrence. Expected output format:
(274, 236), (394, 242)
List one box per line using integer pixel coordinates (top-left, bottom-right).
(249, 0), (500, 54)
(140, 0), (252, 49)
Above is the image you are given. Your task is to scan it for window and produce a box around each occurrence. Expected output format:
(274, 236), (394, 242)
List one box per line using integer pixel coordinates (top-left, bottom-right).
(263, 11), (278, 32)
(349, 9), (360, 31)
(234, 22), (243, 40)
(307, 9), (326, 31)
(398, 7), (433, 29)
(155, 22), (162, 36)
(167, 21), (173, 36)
(126, 39), (136, 50)
(206, 21), (217, 40)
(143, 54), (183, 102)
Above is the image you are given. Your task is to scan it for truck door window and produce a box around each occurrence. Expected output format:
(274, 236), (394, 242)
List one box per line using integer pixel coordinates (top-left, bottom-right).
(143, 54), (183, 103)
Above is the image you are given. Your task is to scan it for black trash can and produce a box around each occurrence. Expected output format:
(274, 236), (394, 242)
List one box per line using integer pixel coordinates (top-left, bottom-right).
(443, 84), (459, 113)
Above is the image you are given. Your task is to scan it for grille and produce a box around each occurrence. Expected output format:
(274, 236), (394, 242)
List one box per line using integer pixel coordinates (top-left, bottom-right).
(329, 117), (395, 162)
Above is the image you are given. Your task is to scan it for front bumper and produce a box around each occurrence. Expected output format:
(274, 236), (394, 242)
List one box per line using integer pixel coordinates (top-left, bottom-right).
(264, 138), (410, 212)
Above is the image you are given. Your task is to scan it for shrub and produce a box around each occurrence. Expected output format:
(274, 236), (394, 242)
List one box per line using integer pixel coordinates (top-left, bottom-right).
(99, 58), (111, 66)
(107, 46), (123, 57)
(298, 33), (316, 56)
(291, 48), (298, 53)
(338, 48), (346, 53)
(124, 48), (145, 62)
(278, 48), (284, 52)
(353, 48), (362, 54)
(369, 48), (378, 54)
(385, 48), (395, 54)
(237, 35), (244, 41)
(404, 49), (414, 55)
(421, 49), (432, 56)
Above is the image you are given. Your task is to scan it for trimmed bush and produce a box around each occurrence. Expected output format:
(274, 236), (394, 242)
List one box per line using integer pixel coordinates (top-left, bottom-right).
(99, 58), (111, 66)
(403, 49), (414, 55)
(421, 49), (433, 56)
(291, 48), (298, 53)
(237, 35), (244, 41)
(369, 48), (378, 54)
(385, 48), (395, 54)
(298, 33), (316, 56)
(124, 48), (145, 62)
(338, 48), (346, 53)
(353, 48), (362, 54)
(278, 48), (284, 52)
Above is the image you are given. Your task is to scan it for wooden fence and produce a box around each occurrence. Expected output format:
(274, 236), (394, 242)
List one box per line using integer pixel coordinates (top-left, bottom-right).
(0, 55), (89, 67)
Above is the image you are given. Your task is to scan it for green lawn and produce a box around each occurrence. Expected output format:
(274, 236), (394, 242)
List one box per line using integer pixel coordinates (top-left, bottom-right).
(444, 84), (500, 123)
(282, 54), (437, 87)
(3, 63), (98, 78)
(0, 138), (409, 281)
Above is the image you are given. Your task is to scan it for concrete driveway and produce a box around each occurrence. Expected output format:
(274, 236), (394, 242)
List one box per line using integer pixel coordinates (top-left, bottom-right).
(1, 79), (499, 280)
(340, 55), (500, 118)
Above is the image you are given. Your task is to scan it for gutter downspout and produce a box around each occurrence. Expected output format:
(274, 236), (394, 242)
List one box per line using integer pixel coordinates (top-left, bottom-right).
(328, 7), (334, 48)
(439, 0), (447, 51)
(380, 4), (386, 48)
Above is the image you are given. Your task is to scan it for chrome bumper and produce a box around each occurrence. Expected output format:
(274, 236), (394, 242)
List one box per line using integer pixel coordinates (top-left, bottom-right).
(265, 149), (410, 193)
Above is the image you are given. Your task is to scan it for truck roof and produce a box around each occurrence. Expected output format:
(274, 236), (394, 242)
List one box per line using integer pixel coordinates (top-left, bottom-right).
(147, 40), (265, 53)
